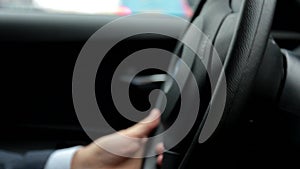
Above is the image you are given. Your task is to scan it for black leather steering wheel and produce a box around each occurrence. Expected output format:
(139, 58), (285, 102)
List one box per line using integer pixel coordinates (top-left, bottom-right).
(142, 0), (278, 168)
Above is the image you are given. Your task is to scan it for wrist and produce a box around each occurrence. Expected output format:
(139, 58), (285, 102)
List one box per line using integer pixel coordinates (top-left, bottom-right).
(71, 147), (86, 169)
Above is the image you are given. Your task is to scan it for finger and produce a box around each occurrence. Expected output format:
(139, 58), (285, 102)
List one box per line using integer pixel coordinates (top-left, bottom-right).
(156, 143), (164, 166)
(155, 143), (165, 154)
(94, 133), (147, 157)
(157, 154), (163, 166)
(123, 109), (161, 138)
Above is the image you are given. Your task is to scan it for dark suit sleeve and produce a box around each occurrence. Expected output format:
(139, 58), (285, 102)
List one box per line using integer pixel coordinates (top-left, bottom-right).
(0, 150), (53, 169)
(22, 150), (54, 169)
(0, 150), (23, 169)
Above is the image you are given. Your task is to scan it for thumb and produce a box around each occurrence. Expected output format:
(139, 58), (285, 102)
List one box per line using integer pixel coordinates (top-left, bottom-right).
(122, 109), (161, 138)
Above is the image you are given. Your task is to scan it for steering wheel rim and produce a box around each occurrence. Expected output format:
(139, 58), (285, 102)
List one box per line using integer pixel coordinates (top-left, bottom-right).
(142, 0), (277, 168)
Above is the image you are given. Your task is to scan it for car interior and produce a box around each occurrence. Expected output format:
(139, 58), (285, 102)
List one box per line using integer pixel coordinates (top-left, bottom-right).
(1, 0), (299, 168)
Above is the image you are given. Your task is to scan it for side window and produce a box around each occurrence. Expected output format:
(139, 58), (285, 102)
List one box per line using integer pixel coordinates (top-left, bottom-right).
(0, 0), (200, 18)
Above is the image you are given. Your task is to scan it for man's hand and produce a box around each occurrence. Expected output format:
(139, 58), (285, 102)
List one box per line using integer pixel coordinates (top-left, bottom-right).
(71, 109), (164, 169)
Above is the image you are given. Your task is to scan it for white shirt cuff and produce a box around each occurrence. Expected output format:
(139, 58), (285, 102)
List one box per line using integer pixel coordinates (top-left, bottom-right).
(44, 146), (81, 169)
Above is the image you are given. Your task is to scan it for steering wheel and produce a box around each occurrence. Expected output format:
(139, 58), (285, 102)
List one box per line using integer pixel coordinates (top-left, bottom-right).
(142, 0), (278, 168)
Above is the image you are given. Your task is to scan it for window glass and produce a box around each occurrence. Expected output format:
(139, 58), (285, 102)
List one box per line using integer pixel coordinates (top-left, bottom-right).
(0, 0), (200, 18)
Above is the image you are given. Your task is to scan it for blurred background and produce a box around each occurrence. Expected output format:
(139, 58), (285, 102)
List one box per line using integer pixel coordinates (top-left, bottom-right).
(0, 0), (198, 17)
